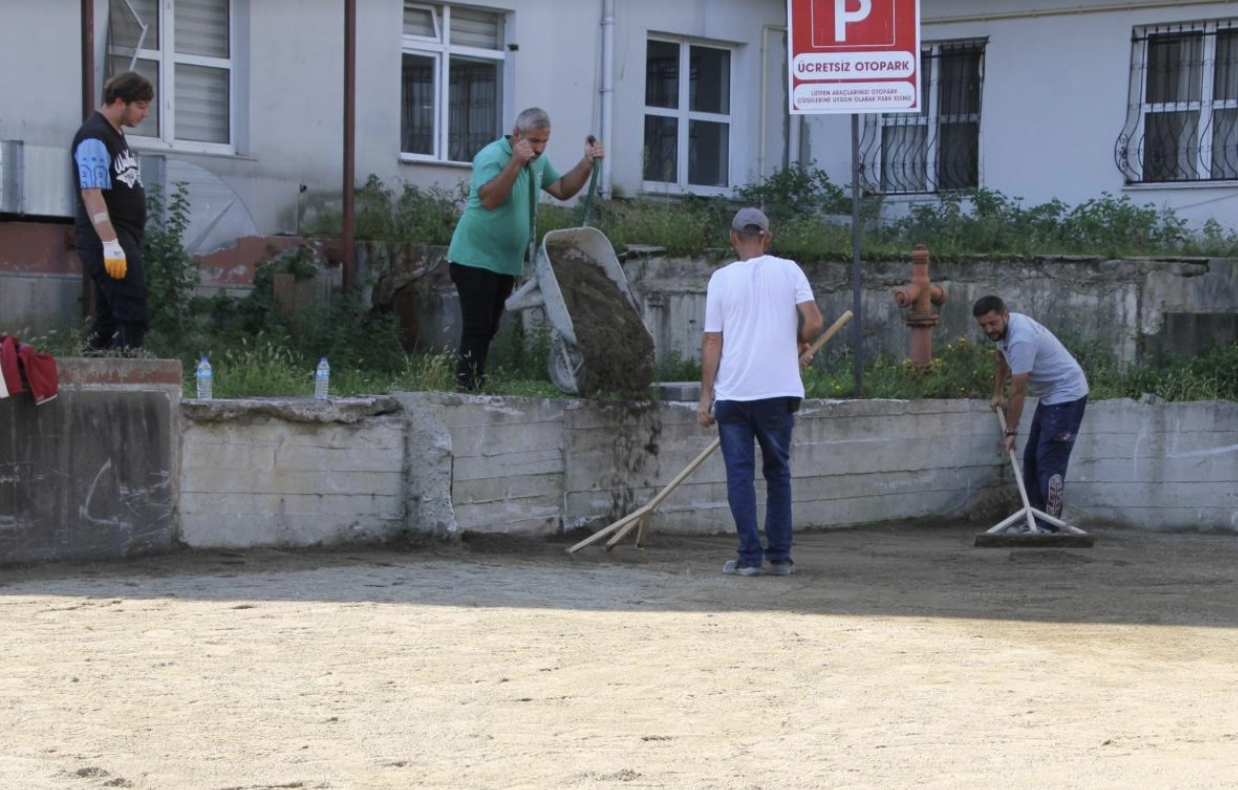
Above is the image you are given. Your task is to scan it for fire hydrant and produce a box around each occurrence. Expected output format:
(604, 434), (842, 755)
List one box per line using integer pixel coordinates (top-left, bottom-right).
(892, 245), (948, 366)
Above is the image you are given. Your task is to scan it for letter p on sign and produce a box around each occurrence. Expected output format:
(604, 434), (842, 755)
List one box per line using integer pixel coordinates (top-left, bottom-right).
(835, 0), (871, 42)
(809, 0), (896, 49)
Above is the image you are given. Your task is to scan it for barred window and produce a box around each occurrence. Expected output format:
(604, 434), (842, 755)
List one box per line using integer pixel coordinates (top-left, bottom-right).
(642, 38), (734, 194)
(1115, 20), (1238, 183)
(859, 41), (985, 195)
(107, 0), (234, 151)
(401, 3), (506, 164)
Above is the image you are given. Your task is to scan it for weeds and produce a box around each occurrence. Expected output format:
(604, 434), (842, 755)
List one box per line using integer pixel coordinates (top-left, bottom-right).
(798, 335), (1238, 403)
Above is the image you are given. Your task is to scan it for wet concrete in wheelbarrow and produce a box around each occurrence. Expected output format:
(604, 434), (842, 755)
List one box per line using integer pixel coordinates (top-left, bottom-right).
(546, 237), (655, 397)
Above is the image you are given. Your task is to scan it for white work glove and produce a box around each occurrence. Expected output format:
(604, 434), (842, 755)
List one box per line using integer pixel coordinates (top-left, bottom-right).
(102, 238), (127, 280)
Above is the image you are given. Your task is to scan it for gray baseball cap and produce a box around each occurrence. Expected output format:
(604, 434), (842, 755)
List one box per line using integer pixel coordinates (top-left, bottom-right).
(731, 207), (770, 235)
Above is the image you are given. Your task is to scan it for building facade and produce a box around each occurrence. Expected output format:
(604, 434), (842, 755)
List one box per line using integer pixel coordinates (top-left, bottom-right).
(2, 0), (1236, 331)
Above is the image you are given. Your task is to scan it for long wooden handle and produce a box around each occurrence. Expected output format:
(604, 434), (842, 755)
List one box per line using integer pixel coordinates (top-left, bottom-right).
(800, 309), (854, 366)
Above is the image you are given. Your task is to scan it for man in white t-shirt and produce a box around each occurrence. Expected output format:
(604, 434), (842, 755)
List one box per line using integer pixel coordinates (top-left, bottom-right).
(973, 296), (1089, 531)
(698, 208), (823, 576)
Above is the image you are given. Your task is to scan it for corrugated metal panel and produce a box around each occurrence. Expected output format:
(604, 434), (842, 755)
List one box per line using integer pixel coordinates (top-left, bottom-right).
(0, 140), (75, 218)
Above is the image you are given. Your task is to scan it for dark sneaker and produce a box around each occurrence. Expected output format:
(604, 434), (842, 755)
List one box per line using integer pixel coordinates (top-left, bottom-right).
(722, 559), (762, 577)
(766, 561), (795, 576)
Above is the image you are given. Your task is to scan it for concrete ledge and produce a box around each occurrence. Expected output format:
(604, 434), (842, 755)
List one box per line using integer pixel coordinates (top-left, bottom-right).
(182, 396), (402, 424)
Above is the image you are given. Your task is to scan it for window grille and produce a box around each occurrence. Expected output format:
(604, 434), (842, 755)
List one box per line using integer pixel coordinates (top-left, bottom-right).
(401, 2), (505, 164)
(859, 41), (985, 195)
(1115, 19), (1238, 183)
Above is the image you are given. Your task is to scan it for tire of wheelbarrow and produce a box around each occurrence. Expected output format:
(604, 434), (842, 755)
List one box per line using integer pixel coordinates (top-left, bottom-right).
(548, 333), (589, 396)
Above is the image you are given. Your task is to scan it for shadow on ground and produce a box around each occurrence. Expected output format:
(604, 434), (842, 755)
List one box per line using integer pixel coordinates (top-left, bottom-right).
(2, 521), (1237, 629)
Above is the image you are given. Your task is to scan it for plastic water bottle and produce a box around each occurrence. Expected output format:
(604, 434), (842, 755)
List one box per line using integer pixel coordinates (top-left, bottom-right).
(314, 357), (330, 400)
(195, 356), (213, 400)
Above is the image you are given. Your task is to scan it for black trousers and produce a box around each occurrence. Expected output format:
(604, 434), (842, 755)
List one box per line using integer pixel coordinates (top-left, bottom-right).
(77, 227), (149, 351)
(450, 262), (515, 391)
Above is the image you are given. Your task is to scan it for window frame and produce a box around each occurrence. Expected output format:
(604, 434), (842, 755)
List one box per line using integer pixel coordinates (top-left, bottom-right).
(641, 36), (737, 197)
(399, 2), (508, 165)
(862, 40), (985, 196)
(1120, 19), (1238, 184)
(123, 0), (236, 156)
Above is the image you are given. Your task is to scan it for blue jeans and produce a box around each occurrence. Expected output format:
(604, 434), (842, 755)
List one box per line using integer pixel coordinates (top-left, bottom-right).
(1024, 395), (1088, 530)
(714, 398), (797, 568)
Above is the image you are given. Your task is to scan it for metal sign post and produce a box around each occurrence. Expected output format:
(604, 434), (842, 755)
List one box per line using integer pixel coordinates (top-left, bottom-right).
(787, 0), (921, 395)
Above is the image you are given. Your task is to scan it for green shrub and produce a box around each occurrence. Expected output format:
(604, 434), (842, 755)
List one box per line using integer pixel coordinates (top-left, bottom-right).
(734, 162), (849, 223)
(306, 175), (466, 245)
(142, 182), (199, 352)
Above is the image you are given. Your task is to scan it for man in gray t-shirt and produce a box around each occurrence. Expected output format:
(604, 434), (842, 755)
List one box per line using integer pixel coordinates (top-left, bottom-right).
(973, 296), (1089, 531)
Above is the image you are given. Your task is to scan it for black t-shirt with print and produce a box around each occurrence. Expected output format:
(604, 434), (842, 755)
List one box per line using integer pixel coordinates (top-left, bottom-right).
(71, 111), (146, 243)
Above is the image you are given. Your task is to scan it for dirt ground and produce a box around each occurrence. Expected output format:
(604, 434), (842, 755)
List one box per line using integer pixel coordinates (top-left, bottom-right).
(2, 523), (1237, 790)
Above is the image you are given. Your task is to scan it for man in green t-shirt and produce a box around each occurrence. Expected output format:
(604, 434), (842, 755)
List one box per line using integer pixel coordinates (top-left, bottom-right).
(446, 107), (604, 391)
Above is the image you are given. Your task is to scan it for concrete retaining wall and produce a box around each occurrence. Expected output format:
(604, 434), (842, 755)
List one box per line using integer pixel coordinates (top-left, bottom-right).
(1071, 400), (1238, 531)
(0, 358), (181, 564)
(5, 365), (1234, 564)
(178, 393), (1238, 550)
(178, 398), (406, 548)
(623, 255), (1238, 367)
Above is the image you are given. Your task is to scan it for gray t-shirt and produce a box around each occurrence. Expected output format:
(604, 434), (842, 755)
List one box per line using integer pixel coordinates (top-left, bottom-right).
(998, 313), (1089, 404)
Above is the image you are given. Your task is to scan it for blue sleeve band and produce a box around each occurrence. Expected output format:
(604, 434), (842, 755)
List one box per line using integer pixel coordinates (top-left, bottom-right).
(74, 139), (112, 190)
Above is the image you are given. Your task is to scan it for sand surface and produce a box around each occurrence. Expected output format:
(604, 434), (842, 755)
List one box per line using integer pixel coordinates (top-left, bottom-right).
(2, 524), (1237, 789)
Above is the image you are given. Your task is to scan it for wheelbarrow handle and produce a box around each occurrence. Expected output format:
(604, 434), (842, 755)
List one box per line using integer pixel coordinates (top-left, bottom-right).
(579, 136), (601, 227)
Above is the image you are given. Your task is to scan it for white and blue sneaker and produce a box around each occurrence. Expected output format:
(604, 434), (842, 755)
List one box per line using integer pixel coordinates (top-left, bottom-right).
(722, 559), (762, 577)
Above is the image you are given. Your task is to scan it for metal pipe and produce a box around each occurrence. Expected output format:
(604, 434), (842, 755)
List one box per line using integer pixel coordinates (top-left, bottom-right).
(925, 0), (1237, 25)
(850, 114), (863, 396)
(342, 0), (356, 290)
(600, 0), (615, 197)
(81, 0), (94, 119)
(80, 0), (95, 320)
(758, 25), (790, 180)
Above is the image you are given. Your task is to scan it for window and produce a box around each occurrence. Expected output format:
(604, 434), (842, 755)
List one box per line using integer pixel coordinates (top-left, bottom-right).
(1116, 20), (1238, 183)
(106, 0), (233, 151)
(860, 41), (985, 194)
(401, 3), (505, 163)
(642, 38), (733, 193)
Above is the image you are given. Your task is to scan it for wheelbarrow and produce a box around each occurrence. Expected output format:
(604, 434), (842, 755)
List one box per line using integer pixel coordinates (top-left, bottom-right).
(504, 225), (651, 395)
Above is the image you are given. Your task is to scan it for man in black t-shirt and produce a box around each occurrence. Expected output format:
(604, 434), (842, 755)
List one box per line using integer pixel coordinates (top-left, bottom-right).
(72, 71), (154, 351)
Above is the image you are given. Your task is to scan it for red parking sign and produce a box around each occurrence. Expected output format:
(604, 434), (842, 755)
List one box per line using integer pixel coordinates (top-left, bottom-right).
(788, 0), (920, 114)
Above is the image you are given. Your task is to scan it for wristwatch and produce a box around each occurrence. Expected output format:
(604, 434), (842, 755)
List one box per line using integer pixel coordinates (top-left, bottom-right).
(1004, 430), (1017, 436)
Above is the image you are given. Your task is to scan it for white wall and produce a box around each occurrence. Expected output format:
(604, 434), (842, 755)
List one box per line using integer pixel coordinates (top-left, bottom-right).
(0, 0), (89, 155)
(609, 0), (788, 196)
(0, 0), (798, 244)
(802, 0), (1238, 227)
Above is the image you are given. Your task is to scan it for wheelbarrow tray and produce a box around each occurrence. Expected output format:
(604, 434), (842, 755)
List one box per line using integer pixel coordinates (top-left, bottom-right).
(505, 227), (649, 394)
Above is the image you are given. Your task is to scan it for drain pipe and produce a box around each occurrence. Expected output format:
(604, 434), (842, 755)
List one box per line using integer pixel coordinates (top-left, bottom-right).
(80, 0), (96, 319)
(81, 0), (95, 119)
(759, 25), (770, 181)
(600, 0), (615, 197)
(342, 0), (356, 290)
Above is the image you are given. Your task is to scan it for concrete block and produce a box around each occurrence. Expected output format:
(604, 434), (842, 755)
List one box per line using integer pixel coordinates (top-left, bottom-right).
(451, 473), (564, 506)
(1, 360), (179, 564)
(452, 449), (564, 480)
(392, 392), (457, 537)
(179, 399), (408, 548)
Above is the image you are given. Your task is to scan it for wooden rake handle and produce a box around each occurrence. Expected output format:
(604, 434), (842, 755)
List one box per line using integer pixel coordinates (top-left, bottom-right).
(800, 310), (854, 366)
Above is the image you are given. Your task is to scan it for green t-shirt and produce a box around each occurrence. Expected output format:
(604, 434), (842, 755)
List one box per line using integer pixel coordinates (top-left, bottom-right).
(447, 137), (562, 276)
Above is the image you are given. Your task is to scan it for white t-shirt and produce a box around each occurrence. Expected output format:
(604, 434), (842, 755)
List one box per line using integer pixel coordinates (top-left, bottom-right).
(704, 254), (815, 401)
(998, 313), (1089, 404)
